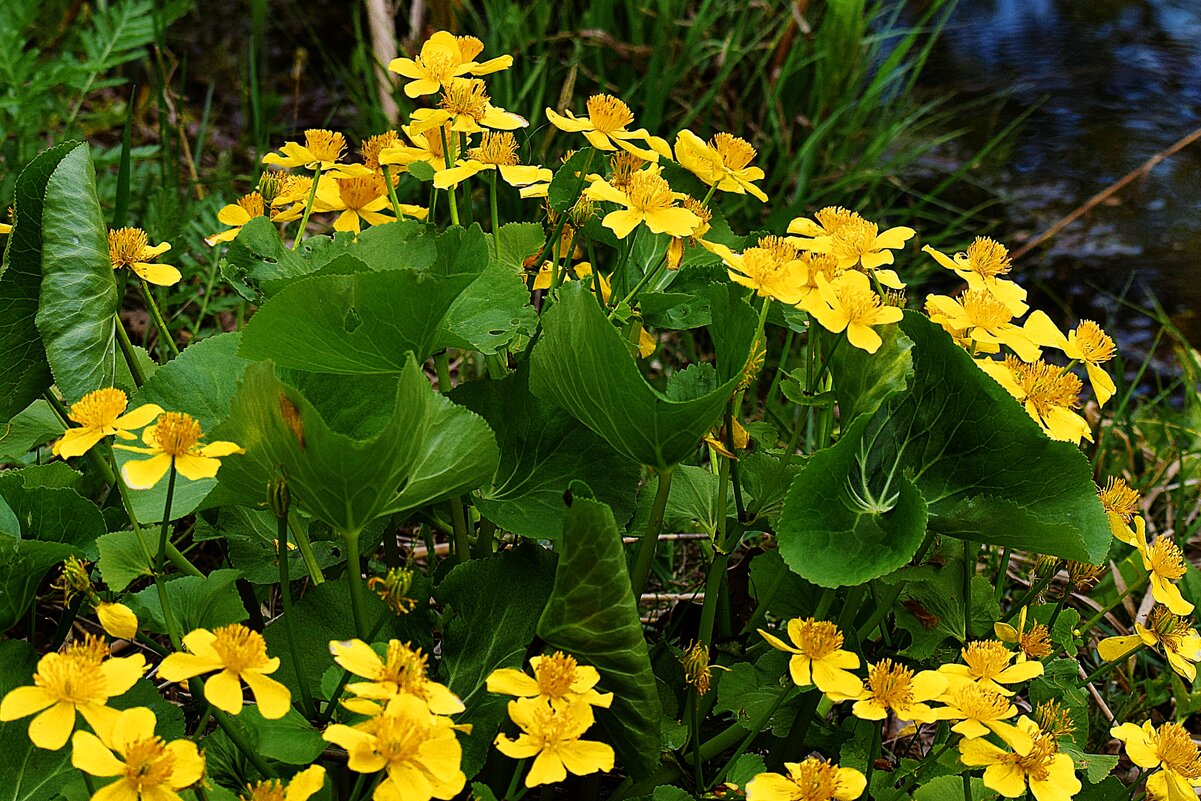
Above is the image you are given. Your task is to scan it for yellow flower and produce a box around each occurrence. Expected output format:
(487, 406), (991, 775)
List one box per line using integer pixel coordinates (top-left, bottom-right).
(938, 640), (1044, 697)
(0, 633), (145, 750)
(262, 129), (373, 177)
(241, 765), (327, 801)
(529, 261), (611, 301)
(1023, 313), (1117, 407)
(313, 174), (425, 233)
(486, 651), (614, 710)
(0, 222), (9, 235)
(1111, 720), (1201, 801)
(758, 618), (863, 699)
(1126, 516), (1193, 615)
(805, 271), (904, 354)
(994, 607), (1053, 661)
(329, 639), (465, 717)
(70, 707), (204, 801)
(206, 192), (269, 245)
(745, 758), (866, 801)
(379, 124), (462, 174)
(925, 290), (1041, 361)
(96, 602), (139, 641)
(322, 694), (466, 801)
(673, 129), (768, 202)
(721, 245), (807, 305)
(584, 165), (701, 239)
(1097, 606), (1201, 681)
(959, 716), (1080, 801)
(108, 227), (180, 286)
(977, 356), (1091, 444)
(494, 698), (615, 787)
(666, 198), (713, 270)
(922, 238), (1028, 316)
(787, 207), (914, 286)
(410, 78), (527, 136)
(50, 388), (162, 459)
(852, 659), (946, 723)
(158, 624), (291, 718)
(1099, 477), (1141, 545)
(269, 175), (315, 223)
(545, 94), (671, 162)
(114, 411), (243, 489)
(931, 681), (1033, 754)
(361, 131), (400, 172)
(433, 131), (552, 191)
(387, 31), (512, 98)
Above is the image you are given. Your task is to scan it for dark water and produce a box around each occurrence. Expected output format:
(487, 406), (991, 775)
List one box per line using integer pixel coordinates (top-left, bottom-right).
(922, 0), (1201, 344)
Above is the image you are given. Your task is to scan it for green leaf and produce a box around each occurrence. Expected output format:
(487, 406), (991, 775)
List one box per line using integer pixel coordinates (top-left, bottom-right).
(451, 365), (641, 539)
(0, 640), (74, 801)
(127, 568), (248, 634)
(220, 216), (308, 300)
(1073, 778), (1126, 800)
(0, 401), (62, 461)
(0, 536), (76, 630)
(436, 547), (555, 778)
(827, 322), (914, 424)
(537, 497), (663, 779)
(297, 218), (438, 275)
(530, 282), (754, 470)
(35, 145), (118, 403)
(714, 651), (794, 736)
(237, 707), (326, 765)
(96, 529), (153, 591)
(194, 506), (342, 585)
(0, 142), (79, 421)
(214, 359), (498, 534)
(632, 465), (721, 536)
(493, 222), (545, 271)
(747, 549), (822, 621)
(912, 775), (994, 801)
(111, 332), (251, 523)
(739, 451), (805, 527)
(0, 472), (106, 551)
(547, 148), (597, 213)
(892, 540), (1003, 657)
(437, 262), (536, 355)
(725, 754), (768, 789)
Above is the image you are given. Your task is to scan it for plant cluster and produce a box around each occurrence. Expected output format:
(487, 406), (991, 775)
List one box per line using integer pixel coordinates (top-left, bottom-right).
(0, 26), (1198, 801)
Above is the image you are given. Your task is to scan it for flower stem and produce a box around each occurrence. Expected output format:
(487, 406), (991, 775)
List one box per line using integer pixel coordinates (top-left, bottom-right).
(139, 278), (179, 358)
(450, 497), (471, 564)
(114, 312), (147, 386)
(106, 444), (201, 578)
(156, 463), (182, 649)
(963, 771), (972, 801)
(208, 699), (277, 777)
(963, 540), (976, 640)
(278, 514), (315, 718)
(709, 685), (795, 788)
(864, 718), (884, 796)
(690, 692), (705, 789)
(1079, 642), (1146, 686)
(630, 466), (674, 598)
(490, 171), (502, 241)
(291, 164), (323, 250)
(343, 527), (370, 640)
(608, 253), (666, 320)
(382, 165), (405, 219)
(994, 547), (1012, 602)
(439, 127), (460, 227)
(1079, 572), (1150, 634)
(435, 350), (453, 393)
(607, 226), (642, 311)
(503, 758), (528, 801)
(1003, 571), (1060, 622)
(288, 511), (325, 585)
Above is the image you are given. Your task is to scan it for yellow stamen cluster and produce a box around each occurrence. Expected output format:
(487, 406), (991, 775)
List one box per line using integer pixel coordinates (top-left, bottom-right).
(1099, 477), (1140, 521)
(1146, 537), (1187, 581)
(623, 169), (677, 213)
(1035, 700), (1075, 739)
(682, 197), (712, 233)
(1147, 607), (1193, 651)
(1073, 321), (1116, 363)
(1066, 561), (1105, 592)
(377, 642), (433, 695)
(681, 642), (713, 696)
(152, 412), (204, 457)
(609, 151), (645, 191)
(1002, 728), (1059, 782)
(883, 289), (907, 308)
(710, 132), (756, 170)
(361, 131), (399, 170)
(757, 234), (800, 263)
(363, 709), (427, 762)
(456, 35), (485, 62)
(586, 94), (635, 133)
(952, 682), (1011, 719)
(210, 624), (272, 674)
(962, 289), (1013, 329)
(52, 556), (93, 604)
(471, 131), (520, 166)
(864, 659), (915, 709)
(963, 237), (1012, 278)
(304, 129), (347, 163)
(791, 619), (846, 659)
(783, 758), (843, 800)
(244, 779), (288, 801)
(108, 227), (151, 269)
(68, 388), (128, 428)
(440, 78), (491, 120)
(40, 634), (110, 701)
(961, 640), (1014, 681)
(336, 174), (388, 211)
(534, 652), (579, 698)
(236, 192), (267, 218)
(121, 736), (177, 792)
(368, 567), (418, 615)
(1004, 357), (1083, 416)
(1151, 722), (1201, 780)
(814, 207), (878, 260)
(832, 277), (888, 324)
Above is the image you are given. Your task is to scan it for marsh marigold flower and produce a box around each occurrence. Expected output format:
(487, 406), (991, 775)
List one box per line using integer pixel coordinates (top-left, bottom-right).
(158, 624), (291, 718)
(545, 94), (671, 162)
(108, 227), (180, 286)
(788, 207), (913, 287)
(977, 357), (1091, 445)
(493, 698), (615, 787)
(585, 165), (701, 239)
(674, 129), (768, 202)
(958, 716), (1080, 801)
(758, 618), (862, 699)
(722, 245), (807, 305)
(853, 659), (946, 723)
(71, 707), (204, 801)
(368, 566), (418, 615)
(994, 607), (1053, 661)
(433, 131), (552, 191)
(932, 681), (1033, 754)
(1127, 516), (1193, 615)
(1098, 606), (1201, 681)
(1099, 477), (1140, 545)
(241, 765), (327, 801)
(804, 271), (904, 355)
(262, 129), (372, 177)
(487, 651), (614, 710)
(411, 77), (527, 135)
(1024, 313), (1118, 406)
(322, 694), (466, 801)
(0, 633), (145, 750)
(939, 639), (1043, 697)
(51, 388), (162, 459)
(923, 238), (1028, 316)
(115, 411), (242, 489)
(926, 289), (1041, 361)
(330, 639), (464, 716)
(745, 758), (866, 801)
(313, 173), (426, 233)
(206, 192), (268, 245)
(1111, 720), (1201, 801)
(388, 30), (512, 98)
(96, 602), (139, 641)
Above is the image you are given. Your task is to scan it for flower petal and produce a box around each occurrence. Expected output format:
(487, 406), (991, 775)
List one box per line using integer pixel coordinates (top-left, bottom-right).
(121, 453), (173, 490)
(242, 671), (292, 719)
(204, 669), (246, 715)
(0, 686), (54, 720)
(99, 653), (146, 697)
(28, 702), (76, 750)
(70, 730), (125, 777)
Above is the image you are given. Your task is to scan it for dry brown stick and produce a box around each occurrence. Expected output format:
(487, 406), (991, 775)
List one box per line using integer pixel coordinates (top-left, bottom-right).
(366, 0), (400, 126)
(1011, 124), (1201, 261)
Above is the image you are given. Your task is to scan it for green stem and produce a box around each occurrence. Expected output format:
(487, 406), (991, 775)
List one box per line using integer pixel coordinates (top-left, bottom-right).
(1079, 573), (1150, 634)
(1047, 581), (1074, 630)
(114, 313), (147, 386)
(698, 550), (731, 648)
(994, 547), (1012, 602)
(156, 464), (182, 649)
(435, 350), (452, 393)
(503, 758), (528, 801)
(774, 687), (822, 766)
(490, 171), (502, 241)
(608, 253), (666, 320)
(609, 226), (641, 306)
(288, 511), (325, 584)
(209, 700), (277, 777)
(139, 278), (179, 358)
(864, 718), (883, 796)
(710, 685), (794, 787)
(963, 771), (972, 801)
(630, 466), (674, 598)
(106, 444), (201, 579)
(1004, 572), (1061, 622)
(343, 528), (369, 640)
(450, 497), (471, 564)
(278, 514), (315, 718)
(381, 165), (405, 219)
(1079, 643), (1146, 686)
(963, 541), (976, 641)
(439, 127), (460, 227)
(291, 164), (323, 250)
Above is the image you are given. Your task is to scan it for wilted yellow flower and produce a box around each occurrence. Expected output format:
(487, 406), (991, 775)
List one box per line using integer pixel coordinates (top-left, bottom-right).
(959, 716), (1080, 801)
(788, 207), (913, 286)
(585, 165), (701, 239)
(923, 238), (1028, 316)
(51, 388), (162, 459)
(805, 271), (904, 354)
(939, 639), (1043, 697)
(745, 758), (866, 801)
(206, 192), (268, 245)
(262, 129), (372, 177)
(545, 94), (671, 162)
(488, 652), (614, 710)
(70, 707), (204, 801)
(977, 357), (1091, 444)
(108, 227), (180, 286)
(387, 30), (512, 98)
(1097, 606), (1201, 681)
(329, 639), (464, 717)
(758, 618), (863, 699)
(158, 624), (291, 718)
(994, 607), (1053, 661)
(433, 131), (552, 190)
(494, 698), (615, 787)
(1034, 700), (1075, 739)
(114, 411), (243, 489)
(1065, 561), (1105, 593)
(1024, 313), (1117, 407)
(241, 765), (327, 801)
(0, 633), (145, 750)
(673, 129), (768, 202)
(925, 289), (1041, 361)
(1099, 477), (1140, 545)
(1111, 720), (1201, 801)
(411, 77), (527, 135)
(368, 566), (418, 615)
(681, 641), (714, 695)
(666, 198), (713, 270)
(852, 659), (945, 723)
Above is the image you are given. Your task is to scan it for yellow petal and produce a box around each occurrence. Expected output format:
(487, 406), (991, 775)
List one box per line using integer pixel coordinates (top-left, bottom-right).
(544, 107), (594, 133)
(121, 453), (172, 489)
(112, 404), (164, 432)
(602, 209), (642, 240)
(29, 701), (76, 750)
(98, 654), (145, 698)
(642, 206), (702, 237)
(833, 766), (867, 800)
(526, 750), (567, 787)
(0, 686), (54, 720)
(203, 670), (246, 715)
(285, 765), (328, 801)
(873, 226), (916, 250)
(330, 639), (383, 679)
(172, 453), (223, 482)
(486, 668), (540, 697)
(164, 739), (205, 789)
(983, 762), (1029, 798)
(70, 730), (124, 776)
(96, 602), (139, 640)
(242, 671), (292, 719)
(196, 440), (244, 458)
(53, 427), (107, 459)
(846, 322), (883, 354)
(557, 739), (615, 777)
(1111, 722), (1160, 769)
(1097, 635), (1143, 662)
(131, 261), (182, 286)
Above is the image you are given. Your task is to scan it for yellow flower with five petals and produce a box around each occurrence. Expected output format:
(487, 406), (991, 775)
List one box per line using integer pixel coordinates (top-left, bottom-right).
(205, 192), (269, 246)
(493, 698), (615, 787)
(1125, 516), (1193, 615)
(976, 357), (1091, 445)
(51, 387), (162, 459)
(922, 238), (1028, 316)
(1111, 720), (1201, 801)
(926, 289), (1041, 361)
(745, 758), (866, 801)
(433, 131), (552, 191)
(958, 715), (1080, 801)
(387, 31), (512, 98)
(757, 618), (863, 699)
(329, 639), (465, 717)
(410, 78), (527, 136)
(545, 94), (671, 162)
(938, 639), (1043, 697)
(852, 659), (946, 723)
(804, 271), (903, 354)
(788, 207), (913, 287)
(262, 129), (373, 177)
(1098, 606), (1201, 681)
(1023, 313), (1117, 406)
(241, 765), (327, 801)
(487, 651), (614, 711)
(673, 129), (768, 202)
(158, 624), (292, 718)
(70, 707), (204, 801)
(584, 165), (701, 239)
(114, 411), (243, 489)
